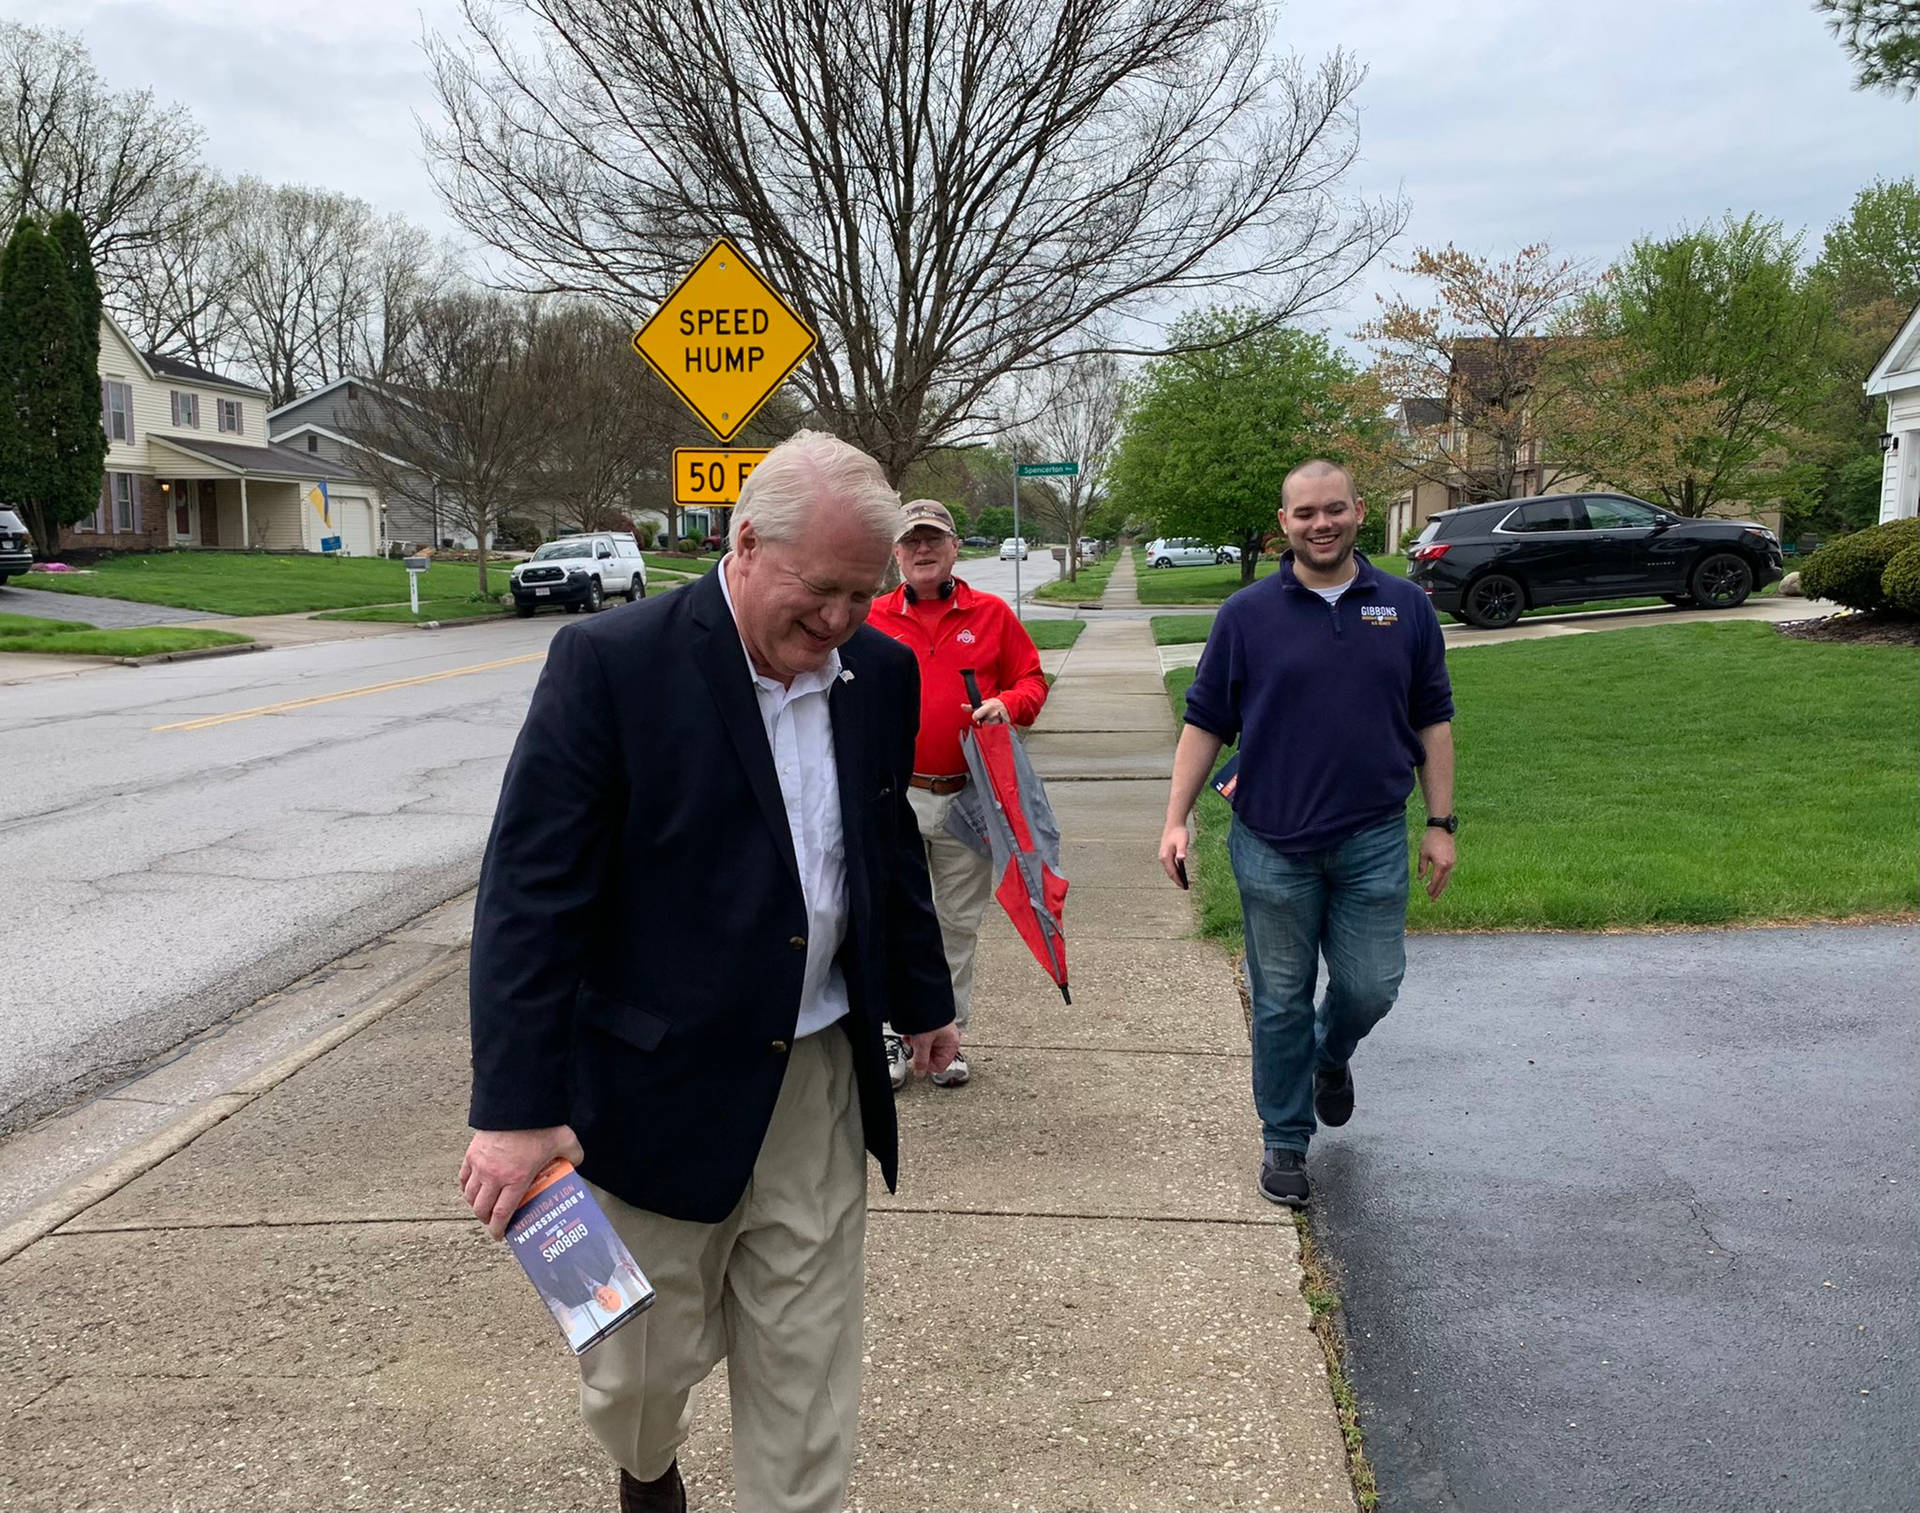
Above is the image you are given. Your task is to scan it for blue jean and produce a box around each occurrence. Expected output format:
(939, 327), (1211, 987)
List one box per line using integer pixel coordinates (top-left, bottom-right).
(1229, 815), (1410, 1154)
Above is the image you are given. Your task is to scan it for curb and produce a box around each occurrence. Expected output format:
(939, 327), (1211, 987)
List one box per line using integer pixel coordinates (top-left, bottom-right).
(0, 951), (462, 1267)
(115, 640), (265, 667)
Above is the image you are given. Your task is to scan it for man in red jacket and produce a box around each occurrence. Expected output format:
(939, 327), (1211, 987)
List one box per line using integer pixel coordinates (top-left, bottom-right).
(871, 499), (1048, 1089)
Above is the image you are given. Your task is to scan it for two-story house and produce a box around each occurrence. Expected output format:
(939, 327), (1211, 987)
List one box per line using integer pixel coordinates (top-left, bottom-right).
(61, 315), (384, 557)
(1866, 300), (1920, 525)
(270, 379), (466, 549)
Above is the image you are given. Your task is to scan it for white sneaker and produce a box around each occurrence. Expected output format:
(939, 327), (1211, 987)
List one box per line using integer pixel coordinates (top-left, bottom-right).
(931, 1051), (970, 1088)
(885, 1032), (911, 1091)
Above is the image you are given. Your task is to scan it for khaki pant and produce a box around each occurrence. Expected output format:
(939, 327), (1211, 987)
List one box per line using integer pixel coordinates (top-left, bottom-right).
(580, 1027), (866, 1513)
(907, 785), (996, 1032)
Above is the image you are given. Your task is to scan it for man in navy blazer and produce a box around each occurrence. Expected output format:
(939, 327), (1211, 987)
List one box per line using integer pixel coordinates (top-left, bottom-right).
(460, 431), (958, 1513)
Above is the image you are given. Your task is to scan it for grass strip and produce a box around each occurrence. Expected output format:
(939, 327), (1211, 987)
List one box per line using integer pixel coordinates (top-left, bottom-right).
(0, 626), (252, 657)
(0, 613), (91, 635)
(1167, 622), (1919, 939)
(1293, 1211), (1378, 1511)
(20, 554), (510, 614)
(1150, 614), (1217, 647)
(1021, 618), (1086, 650)
(1030, 552), (1120, 603)
(315, 598), (511, 623)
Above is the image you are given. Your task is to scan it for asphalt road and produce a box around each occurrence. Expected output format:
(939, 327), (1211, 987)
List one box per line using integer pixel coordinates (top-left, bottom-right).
(0, 615), (559, 1132)
(1311, 926), (1918, 1513)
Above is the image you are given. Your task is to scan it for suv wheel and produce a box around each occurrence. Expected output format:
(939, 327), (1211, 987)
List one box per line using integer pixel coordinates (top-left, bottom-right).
(583, 578), (604, 613)
(629, 574), (645, 602)
(1691, 552), (1752, 609)
(1463, 572), (1525, 629)
(514, 602), (536, 618)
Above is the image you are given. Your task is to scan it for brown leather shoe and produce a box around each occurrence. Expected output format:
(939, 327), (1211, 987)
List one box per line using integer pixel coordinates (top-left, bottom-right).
(617, 1461), (686, 1513)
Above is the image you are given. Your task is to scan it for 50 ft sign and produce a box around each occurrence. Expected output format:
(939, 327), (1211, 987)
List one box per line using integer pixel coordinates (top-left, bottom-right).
(673, 448), (770, 506)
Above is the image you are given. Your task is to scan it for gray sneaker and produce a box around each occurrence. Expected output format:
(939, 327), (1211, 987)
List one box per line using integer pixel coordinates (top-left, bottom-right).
(885, 1032), (911, 1091)
(1259, 1148), (1310, 1207)
(931, 1050), (970, 1088)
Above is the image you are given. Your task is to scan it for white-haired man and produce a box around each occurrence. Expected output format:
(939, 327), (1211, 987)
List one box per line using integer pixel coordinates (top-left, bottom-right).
(461, 430), (959, 1513)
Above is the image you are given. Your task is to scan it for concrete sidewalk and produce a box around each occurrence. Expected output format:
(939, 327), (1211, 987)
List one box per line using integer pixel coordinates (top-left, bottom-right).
(0, 599), (1354, 1511)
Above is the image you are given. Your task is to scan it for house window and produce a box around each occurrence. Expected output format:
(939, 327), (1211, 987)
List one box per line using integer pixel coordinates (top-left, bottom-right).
(218, 398), (244, 434)
(306, 434), (318, 452)
(111, 473), (136, 532)
(170, 391), (200, 428)
(102, 380), (134, 442)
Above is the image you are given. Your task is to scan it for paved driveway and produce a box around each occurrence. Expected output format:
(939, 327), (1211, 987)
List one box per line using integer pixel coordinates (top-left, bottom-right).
(1311, 926), (1917, 1512)
(0, 582), (225, 626)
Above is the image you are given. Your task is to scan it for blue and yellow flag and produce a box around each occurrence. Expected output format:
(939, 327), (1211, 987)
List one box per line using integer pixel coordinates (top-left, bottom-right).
(305, 480), (331, 528)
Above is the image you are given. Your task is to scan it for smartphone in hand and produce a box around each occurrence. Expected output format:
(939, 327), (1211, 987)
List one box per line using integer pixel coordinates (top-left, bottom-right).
(1174, 856), (1189, 890)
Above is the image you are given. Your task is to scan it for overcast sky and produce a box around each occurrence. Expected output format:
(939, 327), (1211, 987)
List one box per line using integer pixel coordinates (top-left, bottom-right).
(12, 0), (1918, 348)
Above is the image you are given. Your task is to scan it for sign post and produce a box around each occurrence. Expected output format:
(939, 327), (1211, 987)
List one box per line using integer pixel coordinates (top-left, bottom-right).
(1014, 461), (1080, 607)
(404, 554), (430, 617)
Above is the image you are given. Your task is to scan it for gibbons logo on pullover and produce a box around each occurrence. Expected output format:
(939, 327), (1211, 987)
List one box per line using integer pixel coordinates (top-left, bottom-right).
(1360, 604), (1400, 626)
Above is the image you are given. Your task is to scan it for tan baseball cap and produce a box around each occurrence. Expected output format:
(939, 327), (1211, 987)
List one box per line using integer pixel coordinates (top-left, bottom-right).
(896, 498), (958, 541)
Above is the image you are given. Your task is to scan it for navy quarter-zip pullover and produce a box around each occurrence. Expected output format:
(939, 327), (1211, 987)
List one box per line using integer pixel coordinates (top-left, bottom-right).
(1182, 552), (1454, 853)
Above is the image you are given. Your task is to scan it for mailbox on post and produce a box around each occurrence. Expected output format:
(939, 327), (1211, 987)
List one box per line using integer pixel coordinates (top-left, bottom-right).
(404, 555), (431, 616)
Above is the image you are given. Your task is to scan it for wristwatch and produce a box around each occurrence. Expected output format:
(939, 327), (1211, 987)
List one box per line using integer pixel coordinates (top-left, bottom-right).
(1426, 814), (1459, 834)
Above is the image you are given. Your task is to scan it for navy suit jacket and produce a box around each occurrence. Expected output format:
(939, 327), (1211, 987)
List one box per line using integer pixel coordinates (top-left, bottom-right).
(468, 567), (955, 1223)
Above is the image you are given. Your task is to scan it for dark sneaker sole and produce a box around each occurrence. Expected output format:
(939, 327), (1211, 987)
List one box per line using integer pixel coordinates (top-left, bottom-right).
(1258, 1176), (1310, 1208)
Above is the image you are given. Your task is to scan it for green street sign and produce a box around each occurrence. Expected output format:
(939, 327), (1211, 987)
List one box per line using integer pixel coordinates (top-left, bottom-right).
(1017, 460), (1079, 477)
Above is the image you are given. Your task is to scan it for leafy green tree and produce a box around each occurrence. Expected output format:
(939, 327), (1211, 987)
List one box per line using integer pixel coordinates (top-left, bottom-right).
(1768, 178), (1920, 537)
(1817, 0), (1920, 96)
(973, 505), (1015, 541)
(1556, 215), (1830, 518)
(0, 218), (104, 553)
(1108, 308), (1383, 584)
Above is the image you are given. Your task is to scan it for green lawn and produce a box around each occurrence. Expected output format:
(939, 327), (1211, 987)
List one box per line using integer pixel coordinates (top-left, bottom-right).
(316, 597), (511, 623)
(0, 620), (253, 657)
(1031, 552), (1120, 603)
(1167, 622), (1919, 942)
(1151, 614), (1218, 646)
(18, 554), (512, 615)
(1135, 552), (1409, 605)
(1022, 619), (1086, 650)
(643, 552), (717, 575)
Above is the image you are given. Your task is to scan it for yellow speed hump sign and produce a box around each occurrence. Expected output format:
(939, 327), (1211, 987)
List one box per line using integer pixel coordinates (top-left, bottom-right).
(674, 448), (770, 506)
(632, 237), (817, 443)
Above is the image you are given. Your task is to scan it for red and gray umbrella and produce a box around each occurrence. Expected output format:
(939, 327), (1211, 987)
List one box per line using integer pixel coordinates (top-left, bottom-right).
(948, 671), (1071, 1004)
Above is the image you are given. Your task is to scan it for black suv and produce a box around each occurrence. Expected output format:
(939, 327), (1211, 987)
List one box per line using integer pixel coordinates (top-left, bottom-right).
(0, 508), (33, 583)
(1405, 493), (1783, 629)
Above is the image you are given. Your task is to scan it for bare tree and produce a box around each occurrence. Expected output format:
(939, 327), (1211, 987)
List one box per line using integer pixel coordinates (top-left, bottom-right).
(1010, 354), (1126, 580)
(0, 24), (203, 278)
(424, 0), (1403, 484)
(108, 171), (240, 365)
(1357, 244), (1592, 505)
(346, 293), (565, 594)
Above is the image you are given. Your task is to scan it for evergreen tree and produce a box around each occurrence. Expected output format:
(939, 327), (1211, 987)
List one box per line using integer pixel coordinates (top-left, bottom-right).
(47, 209), (108, 535)
(0, 220), (77, 552)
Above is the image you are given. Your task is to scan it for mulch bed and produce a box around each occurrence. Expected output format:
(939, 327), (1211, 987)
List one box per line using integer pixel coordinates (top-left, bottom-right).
(1775, 611), (1920, 647)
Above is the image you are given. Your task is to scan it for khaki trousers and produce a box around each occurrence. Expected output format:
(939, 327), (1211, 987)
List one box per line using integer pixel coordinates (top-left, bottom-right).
(907, 785), (996, 1032)
(581, 1027), (866, 1513)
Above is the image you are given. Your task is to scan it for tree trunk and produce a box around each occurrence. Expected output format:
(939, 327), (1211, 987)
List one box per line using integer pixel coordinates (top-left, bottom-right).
(1241, 532), (1261, 586)
(476, 512), (491, 598)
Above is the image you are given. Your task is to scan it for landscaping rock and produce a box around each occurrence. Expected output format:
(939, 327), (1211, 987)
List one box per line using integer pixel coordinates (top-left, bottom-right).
(1779, 571), (1803, 597)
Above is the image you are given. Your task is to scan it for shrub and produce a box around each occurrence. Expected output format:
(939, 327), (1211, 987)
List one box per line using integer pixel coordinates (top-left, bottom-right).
(1881, 543), (1920, 617)
(1799, 518), (1920, 611)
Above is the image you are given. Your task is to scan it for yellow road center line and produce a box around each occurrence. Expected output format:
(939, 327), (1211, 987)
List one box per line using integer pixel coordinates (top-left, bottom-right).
(154, 653), (547, 732)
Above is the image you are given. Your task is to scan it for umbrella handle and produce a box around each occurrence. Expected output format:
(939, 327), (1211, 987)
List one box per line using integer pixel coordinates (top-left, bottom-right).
(961, 669), (983, 710)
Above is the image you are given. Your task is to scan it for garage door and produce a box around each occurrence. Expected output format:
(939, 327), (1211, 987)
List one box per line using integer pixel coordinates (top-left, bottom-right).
(334, 495), (377, 557)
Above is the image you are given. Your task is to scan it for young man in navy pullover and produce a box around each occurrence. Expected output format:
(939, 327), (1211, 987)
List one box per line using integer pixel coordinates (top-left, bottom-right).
(1159, 460), (1457, 1207)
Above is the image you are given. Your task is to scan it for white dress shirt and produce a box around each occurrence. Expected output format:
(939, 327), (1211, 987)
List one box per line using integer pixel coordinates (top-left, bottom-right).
(718, 557), (851, 1038)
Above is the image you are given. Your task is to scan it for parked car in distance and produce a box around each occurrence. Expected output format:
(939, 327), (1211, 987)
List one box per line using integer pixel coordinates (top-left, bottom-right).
(1214, 544), (1242, 564)
(999, 537), (1029, 560)
(0, 509), (33, 583)
(1405, 493), (1783, 629)
(510, 531), (647, 617)
(961, 535), (991, 548)
(1145, 537), (1215, 568)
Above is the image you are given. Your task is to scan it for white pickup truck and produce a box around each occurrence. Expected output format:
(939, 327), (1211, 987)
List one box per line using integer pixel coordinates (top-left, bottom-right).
(510, 532), (648, 616)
